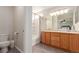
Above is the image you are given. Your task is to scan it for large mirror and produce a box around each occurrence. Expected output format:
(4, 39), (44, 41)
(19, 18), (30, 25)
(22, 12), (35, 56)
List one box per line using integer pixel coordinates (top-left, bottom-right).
(45, 8), (74, 31)
(55, 9), (73, 31)
(39, 7), (79, 32)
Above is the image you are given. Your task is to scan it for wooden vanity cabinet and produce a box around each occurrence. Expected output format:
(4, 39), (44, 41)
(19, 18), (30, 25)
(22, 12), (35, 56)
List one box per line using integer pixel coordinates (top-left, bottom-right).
(41, 32), (46, 43)
(41, 32), (51, 45)
(51, 32), (60, 47)
(60, 33), (70, 50)
(45, 32), (51, 45)
(41, 31), (79, 52)
(70, 34), (79, 52)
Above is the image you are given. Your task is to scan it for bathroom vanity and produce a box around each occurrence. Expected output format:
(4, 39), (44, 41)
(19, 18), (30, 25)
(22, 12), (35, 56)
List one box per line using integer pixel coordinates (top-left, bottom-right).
(41, 31), (79, 52)
(39, 7), (79, 52)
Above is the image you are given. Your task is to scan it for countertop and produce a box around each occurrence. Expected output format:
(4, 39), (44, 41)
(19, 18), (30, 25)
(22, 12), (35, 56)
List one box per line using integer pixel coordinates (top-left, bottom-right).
(41, 30), (79, 34)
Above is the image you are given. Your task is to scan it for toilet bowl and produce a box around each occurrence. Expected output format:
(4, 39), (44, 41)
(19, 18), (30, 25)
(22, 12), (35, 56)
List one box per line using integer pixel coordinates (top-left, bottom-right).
(0, 41), (10, 53)
(0, 34), (9, 53)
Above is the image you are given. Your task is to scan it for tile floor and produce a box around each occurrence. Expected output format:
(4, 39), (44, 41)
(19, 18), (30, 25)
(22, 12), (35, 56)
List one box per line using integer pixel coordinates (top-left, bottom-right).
(0, 43), (69, 53)
(0, 47), (20, 53)
(32, 43), (68, 53)
(7, 48), (20, 53)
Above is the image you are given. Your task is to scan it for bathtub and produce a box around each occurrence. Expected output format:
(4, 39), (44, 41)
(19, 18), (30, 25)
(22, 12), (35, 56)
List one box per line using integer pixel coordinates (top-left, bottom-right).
(32, 34), (40, 46)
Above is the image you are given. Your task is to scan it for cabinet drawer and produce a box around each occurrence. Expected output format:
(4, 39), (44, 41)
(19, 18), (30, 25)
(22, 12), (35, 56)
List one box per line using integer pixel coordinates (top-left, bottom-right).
(51, 32), (59, 37)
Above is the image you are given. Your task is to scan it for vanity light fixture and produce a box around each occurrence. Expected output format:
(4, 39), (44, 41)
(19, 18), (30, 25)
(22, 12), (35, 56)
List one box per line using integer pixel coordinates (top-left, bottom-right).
(50, 9), (69, 16)
(60, 10), (64, 14)
(50, 12), (56, 16)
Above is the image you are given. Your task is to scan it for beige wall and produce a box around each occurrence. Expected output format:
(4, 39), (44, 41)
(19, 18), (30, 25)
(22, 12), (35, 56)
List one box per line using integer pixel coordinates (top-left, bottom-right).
(14, 6), (32, 52)
(14, 7), (25, 52)
(0, 7), (14, 40)
(0, 6), (32, 52)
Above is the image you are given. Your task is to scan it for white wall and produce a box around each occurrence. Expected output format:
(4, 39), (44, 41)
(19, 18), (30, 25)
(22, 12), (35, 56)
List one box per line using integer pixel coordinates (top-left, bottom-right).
(0, 7), (14, 40)
(14, 6), (32, 53)
(14, 7), (25, 52)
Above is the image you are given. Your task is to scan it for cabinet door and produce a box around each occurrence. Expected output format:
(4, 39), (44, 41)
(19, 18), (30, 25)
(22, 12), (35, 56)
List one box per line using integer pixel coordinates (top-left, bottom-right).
(45, 32), (51, 45)
(51, 32), (60, 47)
(41, 32), (46, 43)
(60, 33), (70, 50)
(70, 34), (79, 52)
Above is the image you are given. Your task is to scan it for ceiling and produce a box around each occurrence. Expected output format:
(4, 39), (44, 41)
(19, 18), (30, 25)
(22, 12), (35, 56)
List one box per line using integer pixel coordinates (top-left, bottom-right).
(32, 6), (55, 13)
(32, 6), (76, 17)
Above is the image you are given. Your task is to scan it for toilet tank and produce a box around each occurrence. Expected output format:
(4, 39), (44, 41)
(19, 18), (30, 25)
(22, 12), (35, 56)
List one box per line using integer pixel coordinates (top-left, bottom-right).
(0, 34), (8, 42)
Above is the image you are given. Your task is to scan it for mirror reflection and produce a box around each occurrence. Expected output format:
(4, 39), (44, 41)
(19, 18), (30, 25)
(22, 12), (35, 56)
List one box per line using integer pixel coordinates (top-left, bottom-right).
(38, 7), (79, 32)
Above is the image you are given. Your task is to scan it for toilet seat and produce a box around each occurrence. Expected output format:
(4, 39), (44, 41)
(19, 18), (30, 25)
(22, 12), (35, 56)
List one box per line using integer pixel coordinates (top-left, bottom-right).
(0, 41), (10, 48)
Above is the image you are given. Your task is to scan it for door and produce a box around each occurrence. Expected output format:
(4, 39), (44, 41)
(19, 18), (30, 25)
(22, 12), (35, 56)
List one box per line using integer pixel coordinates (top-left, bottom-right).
(45, 32), (51, 45)
(41, 32), (46, 43)
(60, 33), (70, 50)
(70, 34), (79, 52)
(51, 32), (60, 47)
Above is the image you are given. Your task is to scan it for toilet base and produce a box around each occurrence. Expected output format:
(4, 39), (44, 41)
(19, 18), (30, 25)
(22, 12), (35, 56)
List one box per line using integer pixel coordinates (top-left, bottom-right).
(1, 47), (8, 53)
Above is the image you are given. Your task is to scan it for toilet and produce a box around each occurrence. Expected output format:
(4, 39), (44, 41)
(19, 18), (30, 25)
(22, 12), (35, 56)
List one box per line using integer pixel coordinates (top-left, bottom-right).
(0, 34), (10, 53)
(0, 41), (10, 53)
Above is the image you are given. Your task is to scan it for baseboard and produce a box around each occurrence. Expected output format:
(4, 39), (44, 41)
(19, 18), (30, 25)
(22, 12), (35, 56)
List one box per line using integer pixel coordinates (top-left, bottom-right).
(15, 46), (24, 53)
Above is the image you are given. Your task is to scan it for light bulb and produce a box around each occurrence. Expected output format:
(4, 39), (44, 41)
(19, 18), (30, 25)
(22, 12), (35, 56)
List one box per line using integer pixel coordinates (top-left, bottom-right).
(64, 9), (69, 13)
(50, 12), (56, 16)
(56, 11), (60, 15)
(60, 10), (64, 14)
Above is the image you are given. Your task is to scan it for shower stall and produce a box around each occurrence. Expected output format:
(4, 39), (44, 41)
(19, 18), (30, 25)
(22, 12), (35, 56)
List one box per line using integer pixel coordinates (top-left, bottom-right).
(32, 13), (40, 46)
